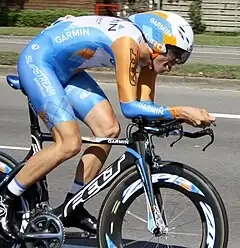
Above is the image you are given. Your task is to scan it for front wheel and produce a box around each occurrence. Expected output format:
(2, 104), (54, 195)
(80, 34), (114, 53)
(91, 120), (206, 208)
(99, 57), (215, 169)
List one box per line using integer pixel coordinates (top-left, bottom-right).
(97, 162), (228, 248)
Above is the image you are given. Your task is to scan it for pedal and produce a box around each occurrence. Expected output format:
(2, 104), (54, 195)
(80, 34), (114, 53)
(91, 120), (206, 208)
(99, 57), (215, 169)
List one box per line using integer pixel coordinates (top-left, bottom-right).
(80, 231), (96, 239)
(66, 231), (96, 239)
(23, 212), (65, 248)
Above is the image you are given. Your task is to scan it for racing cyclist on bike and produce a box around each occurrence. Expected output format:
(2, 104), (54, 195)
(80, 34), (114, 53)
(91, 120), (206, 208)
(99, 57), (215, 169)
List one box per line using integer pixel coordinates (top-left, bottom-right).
(0, 10), (215, 241)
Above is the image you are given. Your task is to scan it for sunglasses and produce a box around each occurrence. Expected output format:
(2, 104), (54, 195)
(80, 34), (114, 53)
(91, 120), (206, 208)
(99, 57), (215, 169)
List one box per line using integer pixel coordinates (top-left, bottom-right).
(151, 45), (191, 65)
(166, 45), (191, 64)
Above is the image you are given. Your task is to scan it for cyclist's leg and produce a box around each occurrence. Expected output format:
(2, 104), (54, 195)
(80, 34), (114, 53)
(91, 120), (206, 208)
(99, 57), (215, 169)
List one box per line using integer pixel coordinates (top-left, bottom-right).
(0, 43), (83, 240)
(64, 71), (120, 188)
(50, 71), (117, 233)
(14, 64), (81, 189)
(3, 49), (82, 194)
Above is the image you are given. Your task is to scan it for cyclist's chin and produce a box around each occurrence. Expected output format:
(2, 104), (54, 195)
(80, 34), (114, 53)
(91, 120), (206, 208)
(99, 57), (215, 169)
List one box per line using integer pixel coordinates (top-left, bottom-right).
(153, 61), (172, 73)
(154, 66), (170, 74)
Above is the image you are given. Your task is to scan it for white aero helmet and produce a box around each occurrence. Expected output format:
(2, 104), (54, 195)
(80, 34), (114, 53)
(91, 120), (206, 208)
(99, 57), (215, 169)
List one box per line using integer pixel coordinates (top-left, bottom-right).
(128, 10), (194, 64)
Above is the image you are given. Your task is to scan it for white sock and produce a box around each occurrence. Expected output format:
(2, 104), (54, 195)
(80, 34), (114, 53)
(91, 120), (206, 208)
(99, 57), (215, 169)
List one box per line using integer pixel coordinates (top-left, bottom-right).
(7, 178), (26, 196)
(70, 181), (85, 194)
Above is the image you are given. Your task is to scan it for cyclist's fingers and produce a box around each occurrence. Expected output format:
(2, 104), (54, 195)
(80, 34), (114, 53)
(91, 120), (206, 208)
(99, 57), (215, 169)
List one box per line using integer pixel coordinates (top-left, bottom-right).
(209, 114), (216, 121)
(200, 109), (216, 124)
(200, 109), (210, 119)
(211, 120), (216, 126)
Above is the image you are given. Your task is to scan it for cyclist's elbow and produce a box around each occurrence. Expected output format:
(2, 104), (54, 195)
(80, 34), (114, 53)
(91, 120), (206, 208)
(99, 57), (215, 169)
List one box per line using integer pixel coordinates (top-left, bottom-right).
(120, 102), (136, 119)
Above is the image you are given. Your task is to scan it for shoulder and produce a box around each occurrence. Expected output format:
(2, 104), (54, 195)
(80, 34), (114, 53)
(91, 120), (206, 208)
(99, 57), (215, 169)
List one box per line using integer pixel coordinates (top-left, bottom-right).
(102, 17), (143, 44)
(73, 16), (144, 44)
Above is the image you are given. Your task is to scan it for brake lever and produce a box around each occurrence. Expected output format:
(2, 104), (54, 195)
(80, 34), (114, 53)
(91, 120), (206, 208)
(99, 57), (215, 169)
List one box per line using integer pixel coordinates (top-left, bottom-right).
(169, 128), (215, 151)
(169, 125), (184, 148)
(202, 128), (214, 151)
(183, 128), (215, 151)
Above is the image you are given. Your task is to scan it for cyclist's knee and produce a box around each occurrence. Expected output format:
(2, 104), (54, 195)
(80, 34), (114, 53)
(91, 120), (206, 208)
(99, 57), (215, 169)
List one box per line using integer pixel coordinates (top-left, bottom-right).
(94, 119), (121, 138)
(59, 135), (82, 158)
(53, 121), (82, 159)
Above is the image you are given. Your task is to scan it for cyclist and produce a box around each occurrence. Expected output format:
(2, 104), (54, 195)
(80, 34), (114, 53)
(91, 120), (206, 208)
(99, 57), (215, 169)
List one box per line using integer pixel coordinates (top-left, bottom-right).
(0, 10), (215, 241)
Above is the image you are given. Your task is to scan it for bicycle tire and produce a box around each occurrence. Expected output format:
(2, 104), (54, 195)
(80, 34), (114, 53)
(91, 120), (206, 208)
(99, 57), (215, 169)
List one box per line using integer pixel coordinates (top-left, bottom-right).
(97, 162), (228, 248)
(0, 150), (19, 248)
(0, 150), (18, 172)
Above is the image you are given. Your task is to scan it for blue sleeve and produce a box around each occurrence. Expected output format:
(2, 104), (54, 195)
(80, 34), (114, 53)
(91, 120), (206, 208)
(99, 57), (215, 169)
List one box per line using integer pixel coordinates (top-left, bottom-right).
(120, 100), (174, 120)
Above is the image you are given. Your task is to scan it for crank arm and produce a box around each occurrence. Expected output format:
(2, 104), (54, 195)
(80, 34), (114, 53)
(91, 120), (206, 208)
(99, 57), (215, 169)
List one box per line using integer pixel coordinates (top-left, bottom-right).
(22, 232), (63, 240)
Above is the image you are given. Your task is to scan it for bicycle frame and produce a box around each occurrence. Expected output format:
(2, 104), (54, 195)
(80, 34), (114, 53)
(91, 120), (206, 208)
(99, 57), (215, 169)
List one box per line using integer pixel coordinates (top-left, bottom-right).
(0, 80), (215, 237)
(0, 100), (162, 234)
(0, 73), (220, 247)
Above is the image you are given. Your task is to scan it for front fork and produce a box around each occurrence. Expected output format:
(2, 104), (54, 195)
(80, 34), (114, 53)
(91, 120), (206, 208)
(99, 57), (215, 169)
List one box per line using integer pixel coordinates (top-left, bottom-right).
(129, 132), (167, 235)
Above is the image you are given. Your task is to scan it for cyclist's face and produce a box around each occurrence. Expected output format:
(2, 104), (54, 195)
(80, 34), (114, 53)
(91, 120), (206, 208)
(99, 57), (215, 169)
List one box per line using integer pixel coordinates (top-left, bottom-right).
(151, 52), (176, 73)
(151, 46), (186, 73)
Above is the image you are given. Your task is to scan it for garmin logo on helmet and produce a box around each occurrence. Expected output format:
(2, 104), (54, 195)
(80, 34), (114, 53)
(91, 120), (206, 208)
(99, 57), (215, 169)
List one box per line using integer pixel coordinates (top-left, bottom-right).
(150, 18), (172, 36)
(145, 33), (164, 52)
(152, 40), (164, 52)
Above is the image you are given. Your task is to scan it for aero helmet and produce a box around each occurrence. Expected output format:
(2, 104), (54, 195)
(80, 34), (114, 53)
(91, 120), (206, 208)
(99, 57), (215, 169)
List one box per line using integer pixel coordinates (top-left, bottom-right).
(128, 10), (194, 64)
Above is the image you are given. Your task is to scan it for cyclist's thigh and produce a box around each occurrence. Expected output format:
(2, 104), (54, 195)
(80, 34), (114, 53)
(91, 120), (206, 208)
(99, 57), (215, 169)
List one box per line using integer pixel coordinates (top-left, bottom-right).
(18, 44), (76, 130)
(64, 71), (109, 122)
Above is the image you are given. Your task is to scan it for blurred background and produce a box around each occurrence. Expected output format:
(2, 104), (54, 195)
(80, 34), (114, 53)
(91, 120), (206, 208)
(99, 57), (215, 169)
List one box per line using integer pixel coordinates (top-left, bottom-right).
(0, 0), (239, 34)
(0, 0), (239, 76)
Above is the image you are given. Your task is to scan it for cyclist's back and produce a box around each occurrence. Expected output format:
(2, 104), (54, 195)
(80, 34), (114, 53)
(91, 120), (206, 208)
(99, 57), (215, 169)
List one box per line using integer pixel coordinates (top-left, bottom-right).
(20, 15), (142, 84)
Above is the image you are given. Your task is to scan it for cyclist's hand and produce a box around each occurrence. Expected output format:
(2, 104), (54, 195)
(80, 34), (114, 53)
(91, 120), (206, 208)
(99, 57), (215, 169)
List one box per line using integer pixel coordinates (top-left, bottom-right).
(176, 106), (216, 128)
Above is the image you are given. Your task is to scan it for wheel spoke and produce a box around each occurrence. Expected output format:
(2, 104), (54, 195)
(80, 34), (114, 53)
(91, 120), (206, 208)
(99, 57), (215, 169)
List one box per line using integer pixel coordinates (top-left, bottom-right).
(155, 238), (160, 248)
(126, 210), (147, 224)
(168, 206), (190, 225)
(160, 190), (169, 226)
(165, 236), (174, 248)
(123, 234), (155, 247)
(168, 218), (199, 231)
(169, 231), (200, 237)
(142, 235), (155, 248)
(167, 198), (178, 223)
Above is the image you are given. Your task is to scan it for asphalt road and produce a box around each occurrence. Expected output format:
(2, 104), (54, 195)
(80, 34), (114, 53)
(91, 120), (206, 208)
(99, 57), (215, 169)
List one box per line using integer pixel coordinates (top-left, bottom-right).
(0, 77), (240, 247)
(0, 36), (240, 65)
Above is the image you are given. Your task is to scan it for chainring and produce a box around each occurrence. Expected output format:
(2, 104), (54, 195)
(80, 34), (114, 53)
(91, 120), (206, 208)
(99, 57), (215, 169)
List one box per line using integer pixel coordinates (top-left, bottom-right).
(24, 212), (65, 248)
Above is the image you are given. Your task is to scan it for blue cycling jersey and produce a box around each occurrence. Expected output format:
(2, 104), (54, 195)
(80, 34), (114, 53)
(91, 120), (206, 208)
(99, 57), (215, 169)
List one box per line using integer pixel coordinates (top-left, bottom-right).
(22, 16), (143, 83)
(17, 15), (174, 129)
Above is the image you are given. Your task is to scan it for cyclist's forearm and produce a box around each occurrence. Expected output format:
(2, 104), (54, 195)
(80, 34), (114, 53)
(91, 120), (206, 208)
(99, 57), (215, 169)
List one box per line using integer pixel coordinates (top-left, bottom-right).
(120, 100), (177, 120)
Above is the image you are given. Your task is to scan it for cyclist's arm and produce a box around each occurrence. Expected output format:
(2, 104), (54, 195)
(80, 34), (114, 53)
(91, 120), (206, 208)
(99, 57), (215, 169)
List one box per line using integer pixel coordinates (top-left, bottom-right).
(136, 65), (157, 102)
(112, 37), (176, 120)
